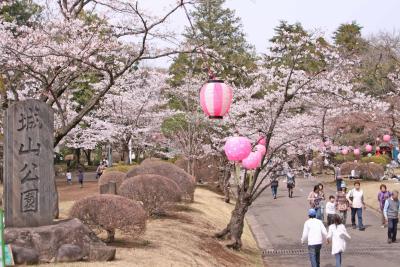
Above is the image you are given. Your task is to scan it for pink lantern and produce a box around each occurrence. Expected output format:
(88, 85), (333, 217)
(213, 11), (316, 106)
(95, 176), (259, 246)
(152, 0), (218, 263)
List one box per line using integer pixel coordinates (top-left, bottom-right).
(353, 148), (360, 156)
(200, 80), (233, 119)
(258, 137), (266, 145)
(342, 149), (348, 155)
(376, 146), (381, 152)
(365, 144), (372, 152)
(224, 136), (252, 161)
(383, 135), (391, 142)
(255, 144), (266, 156)
(242, 151), (262, 170)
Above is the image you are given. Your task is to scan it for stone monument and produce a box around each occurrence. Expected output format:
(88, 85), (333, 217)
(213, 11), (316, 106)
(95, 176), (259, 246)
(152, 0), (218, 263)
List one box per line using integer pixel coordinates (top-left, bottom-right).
(3, 100), (55, 227)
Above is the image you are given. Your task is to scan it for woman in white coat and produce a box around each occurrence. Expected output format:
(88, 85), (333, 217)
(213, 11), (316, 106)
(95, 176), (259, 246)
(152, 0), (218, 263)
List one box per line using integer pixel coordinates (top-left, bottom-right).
(327, 214), (351, 267)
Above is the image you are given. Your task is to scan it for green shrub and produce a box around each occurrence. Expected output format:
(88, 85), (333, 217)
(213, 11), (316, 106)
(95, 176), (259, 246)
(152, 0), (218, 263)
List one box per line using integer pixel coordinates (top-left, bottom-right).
(360, 155), (390, 166)
(105, 163), (136, 173)
(333, 154), (356, 164)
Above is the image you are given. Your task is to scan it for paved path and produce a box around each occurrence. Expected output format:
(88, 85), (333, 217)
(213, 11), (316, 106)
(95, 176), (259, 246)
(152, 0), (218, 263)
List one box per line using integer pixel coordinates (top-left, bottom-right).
(248, 177), (400, 267)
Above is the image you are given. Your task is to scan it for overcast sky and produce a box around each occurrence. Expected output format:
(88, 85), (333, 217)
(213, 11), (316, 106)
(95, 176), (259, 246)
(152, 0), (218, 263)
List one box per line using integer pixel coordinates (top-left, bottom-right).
(140, 0), (400, 66)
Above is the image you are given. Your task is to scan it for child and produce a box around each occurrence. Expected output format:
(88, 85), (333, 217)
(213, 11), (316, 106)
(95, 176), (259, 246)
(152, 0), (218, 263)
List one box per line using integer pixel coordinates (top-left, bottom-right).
(78, 168), (84, 188)
(66, 170), (72, 185)
(326, 195), (336, 225)
(336, 183), (349, 225)
(327, 214), (351, 267)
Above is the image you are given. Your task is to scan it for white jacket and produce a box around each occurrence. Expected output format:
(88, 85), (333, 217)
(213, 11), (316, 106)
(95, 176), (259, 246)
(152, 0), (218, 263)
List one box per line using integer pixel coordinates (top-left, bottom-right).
(301, 218), (327, 246)
(327, 224), (351, 255)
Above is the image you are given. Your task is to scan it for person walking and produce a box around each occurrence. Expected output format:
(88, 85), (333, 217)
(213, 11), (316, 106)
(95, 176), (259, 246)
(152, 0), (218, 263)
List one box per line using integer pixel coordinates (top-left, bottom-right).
(96, 163), (105, 179)
(270, 178), (279, 199)
(286, 170), (295, 198)
(66, 169), (72, 185)
(334, 165), (343, 192)
(301, 208), (327, 267)
(78, 167), (84, 188)
(378, 184), (391, 228)
(346, 181), (366, 231)
(327, 214), (351, 267)
(308, 185), (323, 220)
(326, 195), (336, 226)
(336, 183), (349, 225)
(318, 183), (326, 222)
(383, 190), (400, 243)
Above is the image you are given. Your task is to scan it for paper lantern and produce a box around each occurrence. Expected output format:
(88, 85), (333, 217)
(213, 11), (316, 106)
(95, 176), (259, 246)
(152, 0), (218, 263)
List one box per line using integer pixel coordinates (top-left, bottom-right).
(353, 148), (360, 156)
(200, 80), (233, 119)
(365, 144), (372, 152)
(242, 151), (262, 170)
(342, 149), (348, 155)
(224, 136), (252, 161)
(258, 137), (266, 145)
(383, 135), (391, 142)
(255, 144), (266, 156)
(376, 146), (381, 152)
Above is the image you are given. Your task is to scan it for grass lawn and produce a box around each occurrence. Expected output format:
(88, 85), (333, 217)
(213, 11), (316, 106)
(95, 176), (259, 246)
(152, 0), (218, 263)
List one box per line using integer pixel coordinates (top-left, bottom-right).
(3, 181), (263, 267)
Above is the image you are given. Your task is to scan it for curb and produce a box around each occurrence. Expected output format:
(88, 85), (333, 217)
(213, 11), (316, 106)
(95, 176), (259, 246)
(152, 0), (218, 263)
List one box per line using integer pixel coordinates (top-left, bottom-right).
(246, 213), (274, 251)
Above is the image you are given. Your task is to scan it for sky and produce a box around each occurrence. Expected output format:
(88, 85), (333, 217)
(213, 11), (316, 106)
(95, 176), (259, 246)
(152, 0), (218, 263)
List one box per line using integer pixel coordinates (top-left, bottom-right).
(140, 0), (400, 66)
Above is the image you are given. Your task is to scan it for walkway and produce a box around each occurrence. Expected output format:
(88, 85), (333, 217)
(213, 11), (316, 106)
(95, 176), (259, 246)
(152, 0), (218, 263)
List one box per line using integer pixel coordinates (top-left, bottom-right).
(248, 177), (400, 267)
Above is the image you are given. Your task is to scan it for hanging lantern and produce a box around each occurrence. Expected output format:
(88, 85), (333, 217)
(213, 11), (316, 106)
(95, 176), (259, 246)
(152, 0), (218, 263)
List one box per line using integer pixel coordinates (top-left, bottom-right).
(224, 136), (252, 161)
(342, 149), (348, 155)
(255, 144), (266, 156)
(258, 137), (266, 145)
(353, 148), (360, 156)
(200, 80), (233, 119)
(383, 135), (391, 142)
(376, 146), (381, 152)
(365, 144), (372, 152)
(242, 151), (262, 170)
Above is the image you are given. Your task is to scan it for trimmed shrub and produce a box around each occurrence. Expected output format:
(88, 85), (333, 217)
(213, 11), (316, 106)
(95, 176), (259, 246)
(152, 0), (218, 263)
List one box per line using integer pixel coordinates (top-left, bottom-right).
(98, 171), (126, 194)
(104, 164), (136, 173)
(126, 161), (196, 202)
(356, 163), (384, 181)
(69, 195), (146, 242)
(340, 162), (359, 176)
(333, 154), (356, 164)
(360, 155), (390, 166)
(119, 174), (182, 215)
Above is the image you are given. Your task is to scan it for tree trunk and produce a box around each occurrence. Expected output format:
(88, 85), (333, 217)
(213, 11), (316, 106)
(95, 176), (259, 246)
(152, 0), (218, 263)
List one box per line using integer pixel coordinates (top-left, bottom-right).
(75, 148), (81, 165)
(215, 190), (251, 250)
(83, 149), (92, 166)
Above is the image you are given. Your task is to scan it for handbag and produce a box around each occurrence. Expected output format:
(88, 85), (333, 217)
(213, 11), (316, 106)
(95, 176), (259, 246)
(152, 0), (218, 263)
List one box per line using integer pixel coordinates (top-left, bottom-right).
(348, 189), (354, 202)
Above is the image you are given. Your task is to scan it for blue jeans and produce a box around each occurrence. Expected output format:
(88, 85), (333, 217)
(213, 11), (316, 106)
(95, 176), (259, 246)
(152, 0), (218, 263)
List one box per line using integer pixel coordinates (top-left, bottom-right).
(271, 186), (278, 198)
(388, 218), (398, 241)
(351, 208), (364, 229)
(315, 207), (323, 220)
(336, 179), (342, 191)
(308, 244), (322, 267)
(335, 252), (342, 267)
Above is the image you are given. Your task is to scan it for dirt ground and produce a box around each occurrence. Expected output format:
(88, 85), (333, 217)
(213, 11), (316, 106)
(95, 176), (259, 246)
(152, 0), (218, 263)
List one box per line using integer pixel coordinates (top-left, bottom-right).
(31, 181), (263, 267)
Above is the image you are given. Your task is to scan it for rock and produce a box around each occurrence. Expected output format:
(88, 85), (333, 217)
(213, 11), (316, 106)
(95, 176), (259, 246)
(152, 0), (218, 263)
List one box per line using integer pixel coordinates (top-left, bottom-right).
(11, 245), (39, 265)
(56, 244), (84, 263)
(89, 245), (116, 261)
(5, 218), (112, 263)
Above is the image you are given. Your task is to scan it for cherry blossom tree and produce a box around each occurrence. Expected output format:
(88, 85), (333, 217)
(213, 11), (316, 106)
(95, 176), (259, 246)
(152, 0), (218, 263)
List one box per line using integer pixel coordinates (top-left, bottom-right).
(0, 0), (192, 145)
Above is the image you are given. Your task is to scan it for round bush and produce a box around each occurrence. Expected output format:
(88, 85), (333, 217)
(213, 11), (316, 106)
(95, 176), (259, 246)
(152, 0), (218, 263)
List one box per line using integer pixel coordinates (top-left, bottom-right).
(69, 195), (146, 242)
(126, 161), (196, 202)
(119, 174), (182, 215)
(360, 155), (390, 166)
(340, 162), (359, 176)
(356, 163), (384, 181)
(98, 171), (126, 194)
